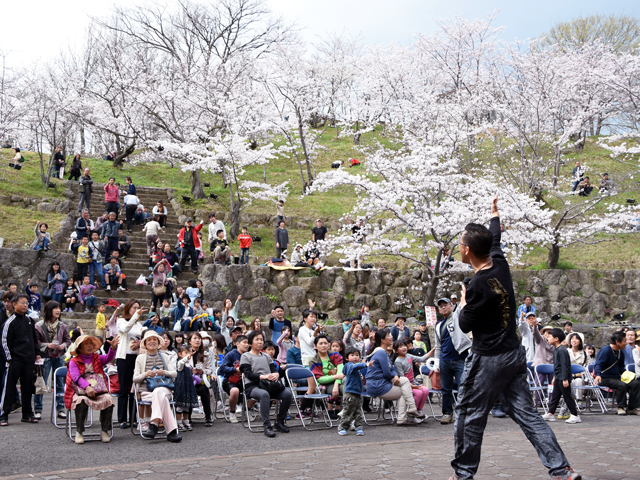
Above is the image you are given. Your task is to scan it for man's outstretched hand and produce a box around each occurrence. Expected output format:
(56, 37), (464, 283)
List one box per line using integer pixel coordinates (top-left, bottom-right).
(491, 194), (499, 218)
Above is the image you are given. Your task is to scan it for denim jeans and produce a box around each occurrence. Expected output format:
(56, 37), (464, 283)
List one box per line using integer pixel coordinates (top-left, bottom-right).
(83, 296), (97, 309)
(90, 261), (106, 288)
(34, 238), (49, 251)
(34, 357), (65, 413)
(240, 248), (250, 265)
(440, 357), (465, 414)
(451, 346), (571, 479)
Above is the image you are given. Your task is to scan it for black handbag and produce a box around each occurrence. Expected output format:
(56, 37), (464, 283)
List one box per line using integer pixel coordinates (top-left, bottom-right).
(259, 379), (284, 396)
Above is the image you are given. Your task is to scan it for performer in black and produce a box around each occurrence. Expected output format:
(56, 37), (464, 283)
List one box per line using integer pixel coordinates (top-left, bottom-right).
(451, 195), (581, 480)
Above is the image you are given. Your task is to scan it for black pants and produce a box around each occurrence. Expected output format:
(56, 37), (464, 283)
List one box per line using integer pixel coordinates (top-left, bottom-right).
(0, 360), (35, 419)
(76, 402), (113, 433)
(600, 377), (640, 410)
(118, 244), (131, 257)
(151, 290), (169, 312)
(116, 355), (137, 423)
(190, 384), (212, 422)
(77, 262), (89, 282)
(452, 346), (570, 479)
(180, 245), (198, 272)
(157, 214), (167, 228)
(105, 201), (118, 220)
(248, 385), (293, 426)
(125, 204), (137, 231)
(548, 378), (577, 416)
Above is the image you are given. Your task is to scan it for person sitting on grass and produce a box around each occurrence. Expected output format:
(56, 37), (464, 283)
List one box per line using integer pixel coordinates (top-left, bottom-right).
(211, 229), (231, 265)
(65, 334), (119, 444)
(542, 328), (581, 424)
(239, 330), (292, 437)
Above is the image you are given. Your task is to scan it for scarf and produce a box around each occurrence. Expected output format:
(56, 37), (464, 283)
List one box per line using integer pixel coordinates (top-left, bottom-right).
(46, 319), (59, 341)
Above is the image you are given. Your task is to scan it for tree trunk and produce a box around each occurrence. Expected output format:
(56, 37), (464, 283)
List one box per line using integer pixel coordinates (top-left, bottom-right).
(596, 114), (603, 135)
(112, 143), (135, 168)
(353, 121), (360, 144)
(424, 273), (438, 308)
(297, 113), (314, 184)
(80, 125), (86, 155)
(263, 164), (267, 183)
(190, 169), (206, 200)
(546, 244), (560, 269)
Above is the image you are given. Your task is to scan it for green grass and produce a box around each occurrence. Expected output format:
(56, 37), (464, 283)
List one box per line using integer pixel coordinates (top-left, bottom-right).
(1, 130), (639, 269)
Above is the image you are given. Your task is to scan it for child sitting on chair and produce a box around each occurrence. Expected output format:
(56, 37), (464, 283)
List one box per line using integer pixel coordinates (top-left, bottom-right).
(66, 334), (119, 444)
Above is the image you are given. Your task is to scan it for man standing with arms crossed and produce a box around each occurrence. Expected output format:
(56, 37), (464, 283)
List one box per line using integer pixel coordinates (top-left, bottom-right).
(450, 196), (580, 480)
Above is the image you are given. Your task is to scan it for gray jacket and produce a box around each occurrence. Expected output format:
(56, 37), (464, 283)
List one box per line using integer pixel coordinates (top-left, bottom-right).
(275, 227), (289, 250)
(434, 309), (472, 359)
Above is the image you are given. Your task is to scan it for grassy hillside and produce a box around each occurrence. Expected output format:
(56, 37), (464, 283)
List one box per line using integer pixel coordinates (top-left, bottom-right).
(1, 131), (638, 269)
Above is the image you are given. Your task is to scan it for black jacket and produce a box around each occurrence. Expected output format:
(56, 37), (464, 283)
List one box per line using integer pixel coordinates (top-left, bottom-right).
(1, 312), (38, 364)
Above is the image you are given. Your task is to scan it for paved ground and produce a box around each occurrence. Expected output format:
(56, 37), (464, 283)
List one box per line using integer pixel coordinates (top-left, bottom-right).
(1, 396), (639, 480)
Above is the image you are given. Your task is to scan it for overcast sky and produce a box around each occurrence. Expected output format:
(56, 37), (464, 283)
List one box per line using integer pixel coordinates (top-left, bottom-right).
(1, 0), (638, 69)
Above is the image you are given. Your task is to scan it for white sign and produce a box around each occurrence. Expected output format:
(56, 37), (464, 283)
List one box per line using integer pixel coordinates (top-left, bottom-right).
(425, 306), (438, 326)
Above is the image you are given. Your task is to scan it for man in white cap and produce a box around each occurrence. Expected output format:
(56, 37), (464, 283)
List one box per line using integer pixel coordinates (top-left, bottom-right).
(450, 294), (458, 311)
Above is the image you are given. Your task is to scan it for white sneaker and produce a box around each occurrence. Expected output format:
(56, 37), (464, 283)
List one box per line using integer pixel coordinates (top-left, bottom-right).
(229, 412), (239, 424)
(216, 401), (224, 411)
(101, 431), (111, 443)
(541, 413), (556, 422)
(566, 414), (581, 424)
(34, 412), (42, 420)
(75, 432), (84, 444)
(106, 285), (111, 291)
(117, 286), (126, 291)
(235, 404), (242, 414)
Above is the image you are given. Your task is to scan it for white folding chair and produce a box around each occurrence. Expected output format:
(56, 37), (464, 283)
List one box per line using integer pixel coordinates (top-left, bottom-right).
(52, 366), (93, 429)
(131, 383), (177, 439)
(571, 364), (609, 414)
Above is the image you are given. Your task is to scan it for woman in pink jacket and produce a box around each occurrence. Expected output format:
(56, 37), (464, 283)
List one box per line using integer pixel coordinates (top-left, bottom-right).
(104, 177), (120, 220)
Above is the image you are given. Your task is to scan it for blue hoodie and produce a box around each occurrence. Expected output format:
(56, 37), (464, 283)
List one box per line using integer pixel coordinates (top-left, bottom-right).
(343, 361), (368, 395)
(365, 348), (396, 397)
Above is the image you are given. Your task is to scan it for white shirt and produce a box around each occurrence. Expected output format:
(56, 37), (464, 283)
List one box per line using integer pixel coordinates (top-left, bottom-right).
(298, 325), (315, 361)
(208, 220), (226, 241)
(124, 194), (140, 206)
(115, 312), (142, 359)
(152, 206), (167, 216)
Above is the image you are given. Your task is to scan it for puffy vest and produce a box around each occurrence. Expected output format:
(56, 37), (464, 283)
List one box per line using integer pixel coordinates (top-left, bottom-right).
(64, 354), (107, 410)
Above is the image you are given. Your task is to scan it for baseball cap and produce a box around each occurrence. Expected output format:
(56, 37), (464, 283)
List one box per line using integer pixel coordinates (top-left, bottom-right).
(436, 298), (452, 305)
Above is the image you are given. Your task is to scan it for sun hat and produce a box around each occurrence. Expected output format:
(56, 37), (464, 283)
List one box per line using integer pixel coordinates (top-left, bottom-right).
(69, 335), (103, 357)
(141, 330), (164, 347)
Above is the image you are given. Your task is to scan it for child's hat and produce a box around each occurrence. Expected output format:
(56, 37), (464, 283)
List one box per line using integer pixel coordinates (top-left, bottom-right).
(69, 335), (103, 357)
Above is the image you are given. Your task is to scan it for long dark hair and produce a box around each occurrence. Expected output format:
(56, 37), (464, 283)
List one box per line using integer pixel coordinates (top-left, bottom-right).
(47, 261), (62, 279)
(188, 332), (205, 363)
(367, 328), (390, 356)
(43, 300), (61, 323)
(568, 333), (584, 351)
(162, 331), (174, 351)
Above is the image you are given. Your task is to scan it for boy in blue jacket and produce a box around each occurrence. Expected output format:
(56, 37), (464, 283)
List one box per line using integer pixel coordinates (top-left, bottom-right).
(218, 335), (253, 423)
(25, 280), (41, 314)
(337, 347), (370, 436)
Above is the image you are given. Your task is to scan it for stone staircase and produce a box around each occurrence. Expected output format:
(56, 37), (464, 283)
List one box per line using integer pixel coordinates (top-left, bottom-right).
(55, 184), (202, 331)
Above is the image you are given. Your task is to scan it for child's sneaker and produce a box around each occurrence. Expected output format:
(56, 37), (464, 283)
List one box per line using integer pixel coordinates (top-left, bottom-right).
(229, 412), (239, 424)
(356, 429), (364, 436)
(178, 423), (187, 432)
(140, 421), (150, 432)
(541, 413), (556, 421)
(565, 415), (581, 424)
(105, 285), (111, 291)
(118, 286), (126, 291)
(338, 429), (347, 436)
(185, 422), (193, 431)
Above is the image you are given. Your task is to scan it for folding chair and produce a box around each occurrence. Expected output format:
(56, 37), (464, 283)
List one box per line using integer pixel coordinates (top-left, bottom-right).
(52, 367), (93, 429)
(571, 364), (608, 414)
(285, 366), (333, 430)
(420, 364), (444, 420)
(131, 384), (177, 439)
(534, 364), (554, 414)
(215, 370), (231, 421)
(627, 364), (636, 373)
(587, 364), (616, 412)
(527, 362), (548, 412)
(360, 390), (397, 426)
(240, 376), (281, 433)
(65, 373), (113, 443)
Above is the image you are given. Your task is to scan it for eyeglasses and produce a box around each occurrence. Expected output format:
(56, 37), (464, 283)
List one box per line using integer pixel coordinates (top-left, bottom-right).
(459, 241), (468, 247)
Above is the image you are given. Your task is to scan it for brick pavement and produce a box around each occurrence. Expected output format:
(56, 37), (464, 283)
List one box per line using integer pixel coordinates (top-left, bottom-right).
(2, 426), (639, 480)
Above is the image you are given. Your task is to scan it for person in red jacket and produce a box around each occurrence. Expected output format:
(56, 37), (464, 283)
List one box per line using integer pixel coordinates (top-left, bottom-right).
(179, 218), (203, 273)
(104, 177), (120, 220)
(237, 226), (252, 265)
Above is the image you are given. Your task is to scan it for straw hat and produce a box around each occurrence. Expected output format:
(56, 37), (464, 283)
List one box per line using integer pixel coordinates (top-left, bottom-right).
(141, 330), (164, 348)
(69, 335), (103, 357)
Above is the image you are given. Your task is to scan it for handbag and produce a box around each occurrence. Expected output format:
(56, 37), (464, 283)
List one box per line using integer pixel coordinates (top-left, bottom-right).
(153, 285), (167, 296)
(74, 372), (109, 395)
(429, 370), (441, 390)
(146, 353), (174, 391)
(259, 379), (285, 396)
(42, 287), (54, 299)
(34, 366), (47, 395)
